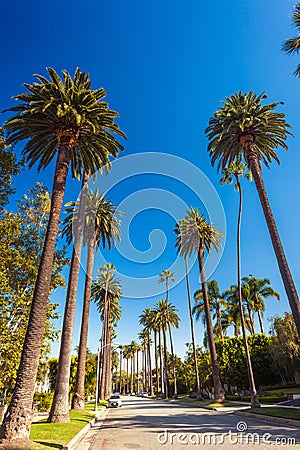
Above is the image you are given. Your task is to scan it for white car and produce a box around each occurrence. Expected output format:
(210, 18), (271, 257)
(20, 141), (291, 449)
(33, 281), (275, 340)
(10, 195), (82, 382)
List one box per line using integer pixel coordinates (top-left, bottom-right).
(108, 394), (122, 407)
(138, 392), (149, 398)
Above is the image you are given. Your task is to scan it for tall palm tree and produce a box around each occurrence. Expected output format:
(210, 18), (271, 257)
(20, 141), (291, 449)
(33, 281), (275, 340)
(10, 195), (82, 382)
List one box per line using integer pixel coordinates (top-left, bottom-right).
(282, 2), (300, 77)
(139, 309), (155, 396)
(138, 329), (148, 392)
(117, 344), (123, 393)
(206, 91), (300, 339)
(70, 192), (123, 409)
(242, 275), (280, 333)
(122, 345), (131, 394)
(220, 161), (260, 408)
(193, 280), (226, 340)
(154, 300), (180, 398)
(174, 207), (225, 402)
(0, 68), (125, 441)
(158, 270), (178, 398)
(91, 264), (122, 399)
(183, 257), (202, 400)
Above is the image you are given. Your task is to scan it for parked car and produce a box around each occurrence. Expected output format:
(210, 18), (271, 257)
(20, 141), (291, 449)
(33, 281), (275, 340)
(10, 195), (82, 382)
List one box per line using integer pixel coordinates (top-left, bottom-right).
(138, 392), (149, 398)
(108, 394), (122, 407)
(130, 392), (136, 396)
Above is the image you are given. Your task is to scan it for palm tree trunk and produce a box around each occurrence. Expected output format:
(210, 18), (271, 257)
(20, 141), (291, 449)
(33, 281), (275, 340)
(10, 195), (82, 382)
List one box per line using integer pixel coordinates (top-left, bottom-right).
(197, 249), (224, 402)
(126, 358), (129, 393)
(216, 305), (224, 339)
(185, 257), (202, 400)
(136, 350), (139, 393)
(119, 349), (122, 393)
(235, 172), (260, 408)
(158, 331), (164, 397)
(100, 274), (110, 399)
(246, 304), (255, 335)
(49, 171), (88, 422)
(246, 143), (300, 339)
(147, 331), (154, 396)
(72, 237), (95, 410)
(168, 326), (177, 398)
(104, 326), (112, 398)
(154, 331), (159, 394)
(0, 144), (70, 442)
(162, 327), (169, 399)
(257, 310), (264, 334)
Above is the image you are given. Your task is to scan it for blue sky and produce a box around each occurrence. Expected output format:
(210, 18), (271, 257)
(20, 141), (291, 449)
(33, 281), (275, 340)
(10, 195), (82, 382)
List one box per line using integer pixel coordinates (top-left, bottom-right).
(2, 0), (300, 359)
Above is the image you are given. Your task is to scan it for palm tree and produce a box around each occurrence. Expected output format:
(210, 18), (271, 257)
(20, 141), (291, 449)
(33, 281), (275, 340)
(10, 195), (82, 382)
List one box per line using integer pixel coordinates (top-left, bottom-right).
(174, 207), (225, 402)
(139, 309), (155, 396)
(222, 285), (252, 336)
(183, 257), (202, 400)
(138, 329), (148, 392)
(154, 300), (180, 398)
(220, 161), (260, 408)
(0, 68), (125, 440)
(242, 275), (280, 333)
(282, 2), (300, 77)
(158, 270), (178, 398)
(70, 192), (123, 409)
(122, 345), (131, 394)
(193, 280), (226, 340)
(91, 264), (122, 399)
(117, 344), (123, 393)
(206, 91), (300, 339)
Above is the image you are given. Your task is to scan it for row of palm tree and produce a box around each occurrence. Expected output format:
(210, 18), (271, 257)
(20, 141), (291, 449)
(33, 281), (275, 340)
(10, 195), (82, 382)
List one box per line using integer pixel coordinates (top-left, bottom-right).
(0, 68), (126, 442)
(3, 7), (300, 438)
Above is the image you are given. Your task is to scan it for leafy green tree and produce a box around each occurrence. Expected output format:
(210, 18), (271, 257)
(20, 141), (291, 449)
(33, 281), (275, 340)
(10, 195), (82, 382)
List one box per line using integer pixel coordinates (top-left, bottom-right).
(1, 68), (125, 441)
(174, 207), (225, 402)
(206, 91), (300, 341)
(0, 183), (68, 399)
(0, 130), (23, 212)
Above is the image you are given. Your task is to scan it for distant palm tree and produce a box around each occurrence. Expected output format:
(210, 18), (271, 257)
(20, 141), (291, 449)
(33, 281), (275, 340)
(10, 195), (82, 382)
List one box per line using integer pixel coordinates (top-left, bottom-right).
(174, 207), (225, 402)
(91, 263), (122, 399)
(67, 192), (123, 409)
(158, 270), (178, 398)
(242, 275), (280, 333)
(220, 161), (260, 408)
(222, 285), (252, 336)
(139, 309), (155, 395)
(282, 2), (300, 77)
(122, 345), (131, 394)
(117, 344), (123, 393)
(0, 68), (125, 438)
(206, 91), (300, 339)
(154, 300), (180, 398)
(193, 280), (226, 340)
(138, 329), (148, 392)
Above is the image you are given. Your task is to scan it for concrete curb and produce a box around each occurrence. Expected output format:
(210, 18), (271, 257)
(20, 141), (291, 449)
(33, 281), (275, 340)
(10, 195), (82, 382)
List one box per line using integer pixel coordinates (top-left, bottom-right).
(233, 410), (300, 428)
(62, 408), (106, 450)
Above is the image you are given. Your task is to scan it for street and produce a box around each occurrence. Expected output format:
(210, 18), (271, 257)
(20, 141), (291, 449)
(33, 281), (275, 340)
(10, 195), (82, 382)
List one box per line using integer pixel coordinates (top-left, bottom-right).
(77, 396), (300, 449)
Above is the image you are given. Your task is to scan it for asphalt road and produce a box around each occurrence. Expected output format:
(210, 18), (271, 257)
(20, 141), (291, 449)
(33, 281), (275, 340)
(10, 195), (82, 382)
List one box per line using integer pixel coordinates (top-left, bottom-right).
(78, 396), (300, 450)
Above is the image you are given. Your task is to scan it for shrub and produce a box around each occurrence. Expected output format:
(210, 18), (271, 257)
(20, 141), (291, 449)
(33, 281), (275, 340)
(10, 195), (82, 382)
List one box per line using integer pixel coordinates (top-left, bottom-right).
(33, 392), (53, 412)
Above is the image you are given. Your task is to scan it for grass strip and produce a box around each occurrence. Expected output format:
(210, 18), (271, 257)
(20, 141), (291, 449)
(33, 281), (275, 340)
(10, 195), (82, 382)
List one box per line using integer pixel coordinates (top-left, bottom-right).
(29, 410), (95, 449)
(246, 407), (300, 421)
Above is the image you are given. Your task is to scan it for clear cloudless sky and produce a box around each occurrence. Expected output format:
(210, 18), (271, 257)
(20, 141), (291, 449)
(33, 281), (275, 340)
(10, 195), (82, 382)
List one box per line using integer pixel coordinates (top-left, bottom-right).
(2, 0), (300, 359)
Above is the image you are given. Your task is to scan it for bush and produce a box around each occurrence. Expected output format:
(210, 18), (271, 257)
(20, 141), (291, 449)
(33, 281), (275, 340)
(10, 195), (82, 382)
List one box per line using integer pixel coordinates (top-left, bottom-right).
(33, 392), (53, 412)
(225, 394), (287, 404)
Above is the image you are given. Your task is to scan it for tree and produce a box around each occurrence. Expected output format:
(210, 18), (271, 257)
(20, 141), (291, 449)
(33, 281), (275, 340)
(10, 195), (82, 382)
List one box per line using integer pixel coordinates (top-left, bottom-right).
(69, 191), (122, 410)
(193, 280), (226, 340)
(0, 129), (22, 211)
(0, 68), (125, 442)
(222, 285), (252, 336)
(206, 91), (300, 340)
(0, 183), (68, 399)
(282, 2), (300, 77)
(158, 270), (178, 398)
(242, 275), (280, 333)
(154, 300), (180, 398)
(91, 263), (122, 399)
(220, 161), (260, 407)
(174, 207), (225, 402)
(139, 310), (154, 395)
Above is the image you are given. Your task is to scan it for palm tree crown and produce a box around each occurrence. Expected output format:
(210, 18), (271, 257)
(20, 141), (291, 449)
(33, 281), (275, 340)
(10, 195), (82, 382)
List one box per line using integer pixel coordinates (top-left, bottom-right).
(4, 67), (125, 176)
(174, 207), (222, 257)
(206, 91), (291, 172)
(282, 2), (300, 77)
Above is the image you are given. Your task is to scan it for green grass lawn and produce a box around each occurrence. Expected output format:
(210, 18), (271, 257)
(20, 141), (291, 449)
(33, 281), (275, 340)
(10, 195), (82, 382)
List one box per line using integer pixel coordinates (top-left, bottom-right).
(246, 407), (300, 421)
(267, 387), (300, 395)
(29, 410), (95, 449)
(169, 395), (240, 408)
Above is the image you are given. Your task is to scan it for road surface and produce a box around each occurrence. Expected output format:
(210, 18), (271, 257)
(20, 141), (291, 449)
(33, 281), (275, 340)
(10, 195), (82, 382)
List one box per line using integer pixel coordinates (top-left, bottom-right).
(77, 396), (300, 449)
